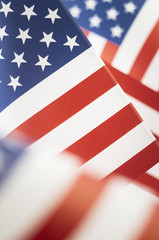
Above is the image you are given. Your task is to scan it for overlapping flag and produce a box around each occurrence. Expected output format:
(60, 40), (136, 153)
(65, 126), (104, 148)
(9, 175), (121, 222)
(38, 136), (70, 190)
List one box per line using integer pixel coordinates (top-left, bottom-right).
(0, 0), (159, 239)
(63, 0), (158, 87)
(63, 0), (159, 141)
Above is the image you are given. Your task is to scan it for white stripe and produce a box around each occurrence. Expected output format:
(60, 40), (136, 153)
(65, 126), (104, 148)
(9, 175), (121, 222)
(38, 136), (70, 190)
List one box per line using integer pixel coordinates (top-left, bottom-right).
(142, 50), (159, 91)
(147, 163), (159, 180)
(88, 32), (107, 56)
(0, 47), (104, 139)
(67, 178), (155, 240)
(77, 122), (155, 180)
(28, 85), (130, 157)
(0, 151), (79, 240)
(112, 0), (159, 73)
(128, 95), (159, 136)
(126, 183), (159, 202)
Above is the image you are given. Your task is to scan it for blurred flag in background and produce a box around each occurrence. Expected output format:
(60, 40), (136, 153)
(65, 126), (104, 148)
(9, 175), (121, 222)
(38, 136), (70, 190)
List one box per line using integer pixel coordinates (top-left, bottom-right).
(0, 139), (159, 240)
(63, 0), (159, 141)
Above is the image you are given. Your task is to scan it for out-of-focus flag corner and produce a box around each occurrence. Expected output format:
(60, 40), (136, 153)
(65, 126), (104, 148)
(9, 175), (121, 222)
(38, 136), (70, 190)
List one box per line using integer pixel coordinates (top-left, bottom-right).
(63, 0), (159, 141)
(0, 139), (159, 240)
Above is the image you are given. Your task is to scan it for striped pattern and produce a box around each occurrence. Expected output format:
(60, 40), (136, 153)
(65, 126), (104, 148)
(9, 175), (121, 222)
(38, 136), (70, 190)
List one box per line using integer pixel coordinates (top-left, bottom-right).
(0, 48), (103, 139)
(136, 163), (159, 197)
(105, 63), (159, 140)
(1, 47), (158, 186)
(147, 163), (159, 180)
(80, 1), (159, 143)
(112, 0), (159, 90)
(129, 21), (159, 84)
(29, 174), (159, 240)
(77, 124), (158, 181)
(83, 14), (159, 92)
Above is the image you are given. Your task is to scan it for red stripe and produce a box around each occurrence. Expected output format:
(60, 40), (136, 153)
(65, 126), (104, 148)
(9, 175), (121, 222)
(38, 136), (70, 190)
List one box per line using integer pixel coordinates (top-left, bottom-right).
(82, 28), (119, 64)
(105, 62), (159, 112)
(137, 206), (159, 240)
(108, 141), (159, 181)
(31, 175), (105, 240)
(129, 21), (159, 81)
(101, 41), (119, 64)
(81, 27), (89, 37)
(6, 67), (116, 145)
(66, 104), (142, 163)
(137, 173), (159, 197)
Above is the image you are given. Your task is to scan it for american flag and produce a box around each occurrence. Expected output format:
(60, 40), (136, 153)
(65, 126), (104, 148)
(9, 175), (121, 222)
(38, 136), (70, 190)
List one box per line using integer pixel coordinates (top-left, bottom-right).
(0, 0), (158, 195)
(63, 0), (159, 91)
(63, 0), (159, 141)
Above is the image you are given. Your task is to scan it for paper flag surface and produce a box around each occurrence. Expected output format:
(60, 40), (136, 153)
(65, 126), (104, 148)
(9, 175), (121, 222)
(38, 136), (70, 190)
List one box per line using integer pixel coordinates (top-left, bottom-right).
(0, 0), (158, 194)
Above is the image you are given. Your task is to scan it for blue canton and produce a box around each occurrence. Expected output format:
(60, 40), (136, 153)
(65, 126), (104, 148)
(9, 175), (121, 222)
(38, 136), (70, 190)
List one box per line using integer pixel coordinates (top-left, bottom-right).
(0, 0), (91, 112)
(63, 0), (146, 45)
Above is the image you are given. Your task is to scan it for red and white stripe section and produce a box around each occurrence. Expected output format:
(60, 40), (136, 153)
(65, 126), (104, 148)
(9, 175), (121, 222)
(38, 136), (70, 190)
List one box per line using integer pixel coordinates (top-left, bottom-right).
(112, 0), (159, 91)
(105, 63), (159, 141)
(0, 47), (158, 184)
(136, 164), (159, 197)
(82, 28), (118, 65)
(0, 150), (80, 240)
(0, 47), (104, 139)
(147, 163), (159, 180)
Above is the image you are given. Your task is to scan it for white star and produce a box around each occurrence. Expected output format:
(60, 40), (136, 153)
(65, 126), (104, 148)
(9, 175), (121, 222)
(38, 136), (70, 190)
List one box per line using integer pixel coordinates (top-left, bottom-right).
(106, 7), (119, 20)
(69, 5), (81, 18)
(35, 55), (51, 71)
(85, 0), (98, 11)
(45, 8), (61, 24)
(102, 0), (112, 3)
(89, 15), (102, 28)
(0, 49), (4, 59)
(8, 75), (22, 92)
(63, 35), (80, 51)
(110, 25), (124, 38)
(21, 5), (37, 21)
(12, 52), (27, 68)
(124, 2), (137, 14)
(40, 32), (56, 48)
(0, 1), (13, 17)
(16, 28), (32, 44)
(0, 25), (8, 41)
